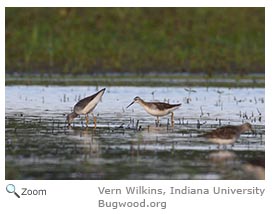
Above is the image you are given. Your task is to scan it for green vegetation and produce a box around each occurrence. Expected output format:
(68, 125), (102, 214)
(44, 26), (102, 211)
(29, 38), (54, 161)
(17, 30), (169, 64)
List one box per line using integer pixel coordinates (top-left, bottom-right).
(6, 8), (264, 76)
(5, 73), (264, 87)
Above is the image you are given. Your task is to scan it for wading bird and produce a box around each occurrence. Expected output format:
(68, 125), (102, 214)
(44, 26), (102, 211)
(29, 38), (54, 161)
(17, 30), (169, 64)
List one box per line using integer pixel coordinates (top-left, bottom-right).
(199, 122), (253, 146)
(127, 96), (181, 127)
(67, 88), (106, 128)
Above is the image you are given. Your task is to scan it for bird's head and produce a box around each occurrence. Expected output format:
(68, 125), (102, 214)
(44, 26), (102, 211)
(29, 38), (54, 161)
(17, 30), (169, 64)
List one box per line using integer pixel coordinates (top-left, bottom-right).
(66, 112), (78, 125)
(127, 96), (142, 108)
(241, 122), (254, 133)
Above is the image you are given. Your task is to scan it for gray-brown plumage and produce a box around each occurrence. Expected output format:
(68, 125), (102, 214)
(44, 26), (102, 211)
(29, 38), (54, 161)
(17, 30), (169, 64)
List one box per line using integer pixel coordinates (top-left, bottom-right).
(67, 88), (106, 127)
(199, 122), (253, 145)
(127, 96), (181, 126)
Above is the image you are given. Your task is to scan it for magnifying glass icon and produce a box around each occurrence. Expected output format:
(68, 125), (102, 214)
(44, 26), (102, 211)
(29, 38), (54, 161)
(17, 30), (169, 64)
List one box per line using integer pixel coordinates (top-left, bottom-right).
(6, 184), (20, 198)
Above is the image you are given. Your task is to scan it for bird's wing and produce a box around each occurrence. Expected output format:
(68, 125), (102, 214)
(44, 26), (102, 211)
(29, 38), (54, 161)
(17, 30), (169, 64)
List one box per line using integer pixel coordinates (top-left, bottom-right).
(74, 88), (105, 110)
(202, 126), (238, 139)
(152, 102), (181, 111)
(74, 93), (98, 110)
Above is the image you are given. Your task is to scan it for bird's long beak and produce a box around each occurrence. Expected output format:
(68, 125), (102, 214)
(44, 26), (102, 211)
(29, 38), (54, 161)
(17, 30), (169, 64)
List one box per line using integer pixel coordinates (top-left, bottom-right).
(66, 118), (71, 127)
(66, 117), (71, 127)
(127, 101), (135, 108)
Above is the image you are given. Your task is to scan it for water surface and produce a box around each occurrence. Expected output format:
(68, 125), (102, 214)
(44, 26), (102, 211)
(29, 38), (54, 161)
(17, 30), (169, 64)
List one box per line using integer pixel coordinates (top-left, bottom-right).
(5, 86), (265, 179)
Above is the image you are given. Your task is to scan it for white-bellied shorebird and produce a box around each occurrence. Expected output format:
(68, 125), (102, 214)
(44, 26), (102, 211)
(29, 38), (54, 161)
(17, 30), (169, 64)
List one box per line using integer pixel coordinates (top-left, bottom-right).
(67, 88), (106, 128)
(199, 122), (253, 145)
(127, 96), (181, 126)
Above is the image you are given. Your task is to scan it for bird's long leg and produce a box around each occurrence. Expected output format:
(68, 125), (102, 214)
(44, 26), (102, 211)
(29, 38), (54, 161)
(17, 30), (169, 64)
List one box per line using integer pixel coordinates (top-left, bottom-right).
(156, 116), (160, 127)
(92, 113), (97, 129)
(85, 114), (89, 127)
(171, 112), (174, 127)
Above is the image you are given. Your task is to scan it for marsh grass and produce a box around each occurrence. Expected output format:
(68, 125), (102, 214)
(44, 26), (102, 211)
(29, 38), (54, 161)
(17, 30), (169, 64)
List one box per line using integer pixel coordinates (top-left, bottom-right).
(5, 73), (265, 87)
(6, 8), (264, 76)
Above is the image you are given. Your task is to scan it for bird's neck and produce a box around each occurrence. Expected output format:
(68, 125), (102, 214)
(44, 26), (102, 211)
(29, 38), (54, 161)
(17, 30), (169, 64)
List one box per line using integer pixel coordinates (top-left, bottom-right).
(137, 99), (146, 106)
(70, 111), (78, 119)
(239, 124), (249, 133)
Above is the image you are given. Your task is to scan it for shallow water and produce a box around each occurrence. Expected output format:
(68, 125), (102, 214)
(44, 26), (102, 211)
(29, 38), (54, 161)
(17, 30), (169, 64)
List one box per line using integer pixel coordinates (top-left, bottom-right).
(5, 86), (265, 179)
